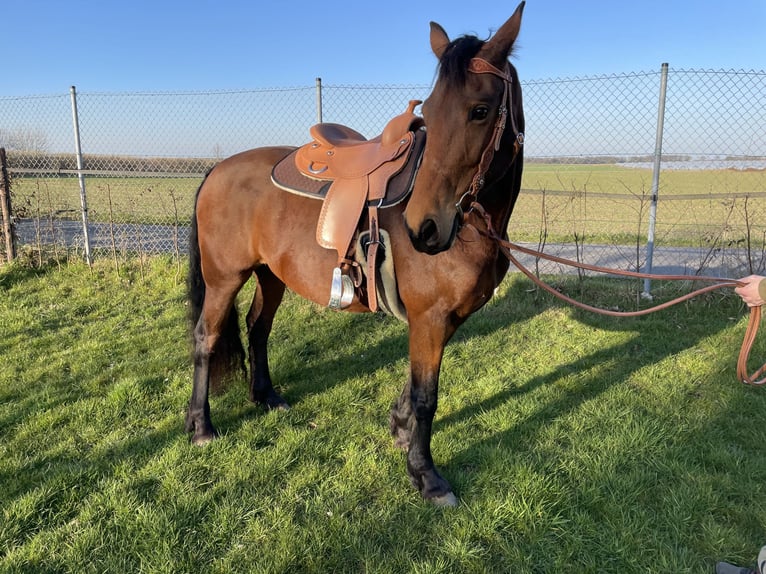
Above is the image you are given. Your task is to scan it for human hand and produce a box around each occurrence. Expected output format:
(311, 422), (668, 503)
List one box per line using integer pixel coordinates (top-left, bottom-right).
(735, 275), (766, 307)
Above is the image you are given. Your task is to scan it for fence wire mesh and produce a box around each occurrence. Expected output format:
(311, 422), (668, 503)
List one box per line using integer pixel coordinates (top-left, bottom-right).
(516, 68), (766, 279)
(1, 67), (765, 281)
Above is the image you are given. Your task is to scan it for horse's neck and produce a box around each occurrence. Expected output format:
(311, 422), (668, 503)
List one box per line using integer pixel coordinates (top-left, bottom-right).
(482, 156), (523, 235)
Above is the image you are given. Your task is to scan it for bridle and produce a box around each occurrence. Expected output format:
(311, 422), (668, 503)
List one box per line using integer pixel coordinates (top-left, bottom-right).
(453, 57), (765, 386)
(455, 57), (524, 220)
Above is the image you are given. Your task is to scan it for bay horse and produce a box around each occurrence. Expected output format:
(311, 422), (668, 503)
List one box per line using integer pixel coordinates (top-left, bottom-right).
(186, 2), (525, 506)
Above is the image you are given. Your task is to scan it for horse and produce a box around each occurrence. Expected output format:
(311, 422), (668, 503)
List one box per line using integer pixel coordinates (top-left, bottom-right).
(186, 2), (526, 506)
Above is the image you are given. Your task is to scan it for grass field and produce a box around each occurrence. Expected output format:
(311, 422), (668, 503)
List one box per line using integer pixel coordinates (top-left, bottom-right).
(3, 258), (766, 572)
(10, 176), (199, 227)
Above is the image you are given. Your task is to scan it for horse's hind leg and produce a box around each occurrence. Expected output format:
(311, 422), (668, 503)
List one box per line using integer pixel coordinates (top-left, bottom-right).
(186, 280), (244, 445)
(390, 378), (413, 450)
(246, 266), (289, 410)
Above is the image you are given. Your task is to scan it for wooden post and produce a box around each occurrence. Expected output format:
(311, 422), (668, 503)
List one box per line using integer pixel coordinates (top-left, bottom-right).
(0, 148), (16, 263)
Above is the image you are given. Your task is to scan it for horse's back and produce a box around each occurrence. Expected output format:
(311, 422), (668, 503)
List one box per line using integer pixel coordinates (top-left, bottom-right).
(197, 146), (296, 225)
(202, 146), (293, 198)
(195, 145), (357, 308)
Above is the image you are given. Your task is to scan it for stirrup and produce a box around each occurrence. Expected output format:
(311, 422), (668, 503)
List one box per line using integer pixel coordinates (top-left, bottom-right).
(328, 267), (354, 309)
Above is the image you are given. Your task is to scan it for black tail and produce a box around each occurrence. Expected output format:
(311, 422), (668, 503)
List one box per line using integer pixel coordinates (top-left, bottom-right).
(187, 184), (206, 332)
(187, 175), (246, 390)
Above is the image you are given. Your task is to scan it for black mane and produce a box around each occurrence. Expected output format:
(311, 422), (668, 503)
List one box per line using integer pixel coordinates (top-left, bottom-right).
(437, 35), (486, 86)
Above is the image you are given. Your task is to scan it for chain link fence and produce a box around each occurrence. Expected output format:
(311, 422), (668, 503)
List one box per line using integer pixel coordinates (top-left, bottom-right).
(517, 67), (766, 283)
(1, 66), (765, 283)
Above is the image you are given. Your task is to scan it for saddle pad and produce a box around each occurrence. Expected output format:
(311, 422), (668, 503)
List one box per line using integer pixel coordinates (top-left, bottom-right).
(271, 128), (426, 208)
(271, 150), (331, 198)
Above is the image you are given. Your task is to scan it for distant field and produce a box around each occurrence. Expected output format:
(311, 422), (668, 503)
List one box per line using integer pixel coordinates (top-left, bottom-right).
(523, 162), (766, 196)
(514, 163), (766, 246)
(7, 163), (766, 246)
(10, 176), (200, 226)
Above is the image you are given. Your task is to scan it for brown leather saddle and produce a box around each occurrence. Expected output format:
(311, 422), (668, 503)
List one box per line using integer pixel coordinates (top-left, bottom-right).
(271, 100), (425, 312)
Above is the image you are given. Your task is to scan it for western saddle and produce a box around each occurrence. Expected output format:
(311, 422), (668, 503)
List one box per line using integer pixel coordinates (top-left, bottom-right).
(271, 100), (425, 312)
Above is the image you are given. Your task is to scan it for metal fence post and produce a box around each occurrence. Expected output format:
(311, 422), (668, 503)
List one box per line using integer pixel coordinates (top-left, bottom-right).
(0, 147), (16, 263)
(316, 77), (323, 124)
(70, 86), (92, 265)
(642, 63), (669, 298)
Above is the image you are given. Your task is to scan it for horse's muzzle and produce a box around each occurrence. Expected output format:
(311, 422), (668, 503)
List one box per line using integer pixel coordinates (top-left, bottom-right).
(406, 214), (460, 255)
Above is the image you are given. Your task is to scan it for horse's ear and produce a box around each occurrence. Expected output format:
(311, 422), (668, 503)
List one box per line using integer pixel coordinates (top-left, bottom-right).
(430, 22), (450, 60)
(480, 1), (525, 64)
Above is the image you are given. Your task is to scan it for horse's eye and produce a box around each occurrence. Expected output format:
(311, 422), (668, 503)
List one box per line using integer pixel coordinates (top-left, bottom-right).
(469, 105), (490, 121)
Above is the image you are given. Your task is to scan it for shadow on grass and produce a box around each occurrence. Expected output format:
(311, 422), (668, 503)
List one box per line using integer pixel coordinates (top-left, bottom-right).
(0, 262), (59, 291)
(210, 275), (550, 437)
(209, 274), (699, 461)
(426, 282), (766, 570)
(438, 281), (749, 450)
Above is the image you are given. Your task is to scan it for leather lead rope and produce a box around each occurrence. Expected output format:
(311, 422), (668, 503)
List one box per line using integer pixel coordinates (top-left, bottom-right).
(469, 202), (766, 386)
(738, 305), (765, 385)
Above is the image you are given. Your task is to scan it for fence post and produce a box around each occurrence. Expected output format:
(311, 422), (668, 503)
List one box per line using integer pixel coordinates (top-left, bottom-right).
(70, 86), (92, 265)
(642, 62), (669, 298)
(0, 148), (16, 263)
(315, 77), (323, 124)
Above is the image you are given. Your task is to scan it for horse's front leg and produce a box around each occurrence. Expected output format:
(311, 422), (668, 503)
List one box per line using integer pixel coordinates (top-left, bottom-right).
(389, 377), (413, 450)
(392, 315), (458, 506)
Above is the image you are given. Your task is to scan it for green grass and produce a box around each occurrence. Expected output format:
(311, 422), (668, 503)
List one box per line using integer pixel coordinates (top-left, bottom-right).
(522, 162), (766, 197)
(2, 259), (766, 572)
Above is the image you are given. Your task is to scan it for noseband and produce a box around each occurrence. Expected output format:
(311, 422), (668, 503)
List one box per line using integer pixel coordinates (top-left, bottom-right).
(455, 58), (524, 220)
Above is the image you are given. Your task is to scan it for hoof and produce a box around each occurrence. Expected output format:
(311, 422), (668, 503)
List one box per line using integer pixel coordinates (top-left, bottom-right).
(191, 430), (217, 446)
(267, 400), (290, 412)
(185, 413), (218, 446)
(252, 391), (290, 411)
(430, 492), (459, 507)
(187, 420), (218, 446)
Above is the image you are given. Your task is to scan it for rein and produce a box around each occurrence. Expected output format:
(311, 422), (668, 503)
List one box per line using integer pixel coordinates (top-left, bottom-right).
(468, 201), (766, 386)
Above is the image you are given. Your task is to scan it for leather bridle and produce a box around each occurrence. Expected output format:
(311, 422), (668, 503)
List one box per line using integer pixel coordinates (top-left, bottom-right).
(455, 58), (765, 387)
(455, 57), (524, 220)
(451, 57), (764, 386)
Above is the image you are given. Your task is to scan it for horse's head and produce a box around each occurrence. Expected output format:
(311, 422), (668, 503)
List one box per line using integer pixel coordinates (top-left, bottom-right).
(404, 2), (525, 254)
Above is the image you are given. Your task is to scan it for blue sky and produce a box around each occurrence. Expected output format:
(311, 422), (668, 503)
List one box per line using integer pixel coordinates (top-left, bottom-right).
(4, 0), (765, 95)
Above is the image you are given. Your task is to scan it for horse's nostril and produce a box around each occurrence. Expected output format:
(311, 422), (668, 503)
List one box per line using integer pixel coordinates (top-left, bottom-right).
(419, 219), (439, 246)
(406, 216), (454, 254)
